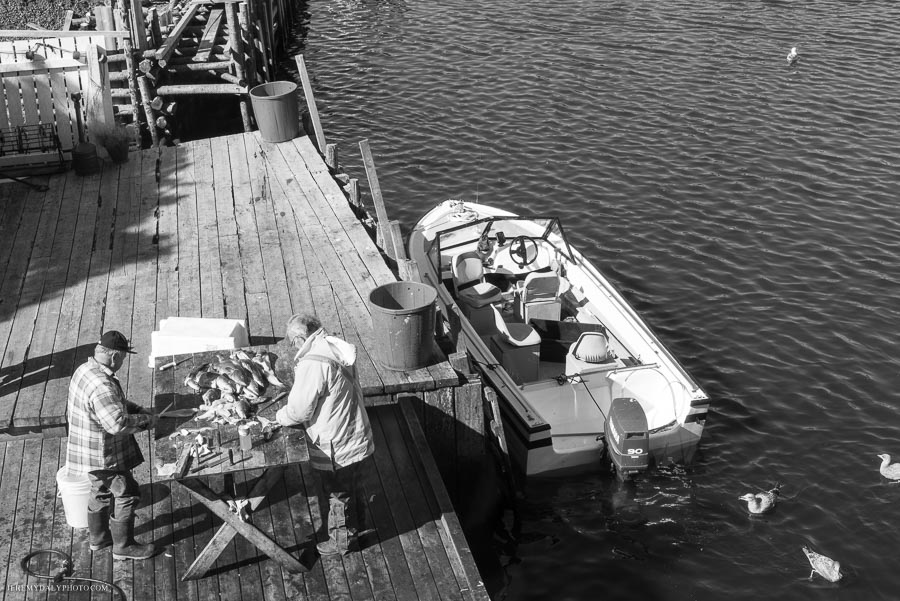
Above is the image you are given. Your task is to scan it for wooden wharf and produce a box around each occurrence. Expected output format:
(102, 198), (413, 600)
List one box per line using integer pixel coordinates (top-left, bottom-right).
(0, 130), (493, 601)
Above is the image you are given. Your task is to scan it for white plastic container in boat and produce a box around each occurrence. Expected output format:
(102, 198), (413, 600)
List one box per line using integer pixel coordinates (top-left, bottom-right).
(56, 465), (90, 528)
(149, 317), (249, 367)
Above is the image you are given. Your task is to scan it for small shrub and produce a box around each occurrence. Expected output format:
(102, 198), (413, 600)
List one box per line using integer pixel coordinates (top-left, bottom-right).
(91, 123), (131, 163)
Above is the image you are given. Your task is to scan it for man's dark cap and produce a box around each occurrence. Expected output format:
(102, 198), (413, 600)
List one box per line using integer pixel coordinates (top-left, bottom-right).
(99, 330), (136, 354)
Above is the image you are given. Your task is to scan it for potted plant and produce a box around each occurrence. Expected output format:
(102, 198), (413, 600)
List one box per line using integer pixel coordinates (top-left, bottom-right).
(91, 123), (131, 164)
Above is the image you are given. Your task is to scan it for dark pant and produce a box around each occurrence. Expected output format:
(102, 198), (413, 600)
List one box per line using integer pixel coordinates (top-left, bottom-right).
(316, 461), (363, 549)
(88, 469), (141, 519)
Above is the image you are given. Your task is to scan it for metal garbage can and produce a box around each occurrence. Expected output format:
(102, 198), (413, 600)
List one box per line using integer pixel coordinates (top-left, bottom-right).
(249, 81), (300, 143)
(369, 281), (437, 371)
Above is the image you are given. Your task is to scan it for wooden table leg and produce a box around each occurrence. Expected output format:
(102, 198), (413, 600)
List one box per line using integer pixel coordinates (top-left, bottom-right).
(178, 466), (308, 580)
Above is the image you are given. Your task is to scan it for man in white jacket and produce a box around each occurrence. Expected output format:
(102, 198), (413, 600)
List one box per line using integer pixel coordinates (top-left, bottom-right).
(276, 314), (375, 556)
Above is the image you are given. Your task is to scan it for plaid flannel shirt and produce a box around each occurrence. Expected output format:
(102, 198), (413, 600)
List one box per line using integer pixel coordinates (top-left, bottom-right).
(66, 357), (149, 474)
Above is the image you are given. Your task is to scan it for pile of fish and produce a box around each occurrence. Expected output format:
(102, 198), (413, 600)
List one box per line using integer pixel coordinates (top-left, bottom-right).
(183, 350), (285, 424)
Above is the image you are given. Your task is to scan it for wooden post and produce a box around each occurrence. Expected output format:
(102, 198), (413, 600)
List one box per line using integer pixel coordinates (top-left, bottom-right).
(325, 142), (337, 172)
(295, 54), (325, 152)
(118, 5), (143, 148)
(359, 138), (393, 253)
(94, 5), (117, 50)
(129, 0), (148, 50)
(156, 3), (201, 67)
(388, 219), (405, 261)
(237, 1), (257, 88)
(62, 10), (74, 31)
(254, 14), (271, 82)
(137, 74), (159, 147)
(347, 178), (361, 209)
(224, 1), (251, 132)
(85, 44), (115, 153)
(148, 8), (162, 47)
(260, 0), (275, 76)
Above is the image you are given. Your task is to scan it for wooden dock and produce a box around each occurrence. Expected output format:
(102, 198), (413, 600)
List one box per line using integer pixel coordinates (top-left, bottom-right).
(0, 131), (491, 600)
(0, 402), (487, 601)
(0, 130), (457, 436)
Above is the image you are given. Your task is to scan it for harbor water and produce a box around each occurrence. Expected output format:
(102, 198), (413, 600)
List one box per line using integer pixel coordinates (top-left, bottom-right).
(287, 1), (900, 599)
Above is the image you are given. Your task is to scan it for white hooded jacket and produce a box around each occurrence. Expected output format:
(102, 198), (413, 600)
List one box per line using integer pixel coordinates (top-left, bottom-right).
(275, 329), (375, 470)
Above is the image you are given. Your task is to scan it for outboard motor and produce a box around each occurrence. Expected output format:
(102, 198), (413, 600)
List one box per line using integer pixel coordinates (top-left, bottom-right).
(604, 397), (650, 479)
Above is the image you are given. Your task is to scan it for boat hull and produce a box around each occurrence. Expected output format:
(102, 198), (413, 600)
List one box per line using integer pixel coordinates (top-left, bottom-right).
(409, 200), (709, 478)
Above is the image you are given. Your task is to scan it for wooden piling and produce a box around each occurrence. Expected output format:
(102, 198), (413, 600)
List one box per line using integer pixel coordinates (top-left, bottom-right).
(224, 1), (251, 132)
(295, 54), (326, 151)
(359, 138), (393, 253)
(137, 75), (160, 147)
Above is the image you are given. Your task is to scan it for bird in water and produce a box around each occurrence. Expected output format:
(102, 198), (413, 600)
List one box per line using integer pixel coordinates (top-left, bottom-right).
(876, 453), (900, 480)
(787, 46), (799, 64)
(802, 546), (842, 583)
(738, 483), (781, 514)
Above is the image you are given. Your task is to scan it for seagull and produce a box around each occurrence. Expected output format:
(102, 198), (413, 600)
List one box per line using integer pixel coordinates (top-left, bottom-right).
(739, 483), (781, 514)
(787, 47), (799, 64)
(801, 546), (842, 582)
(876, 453), (900, 480)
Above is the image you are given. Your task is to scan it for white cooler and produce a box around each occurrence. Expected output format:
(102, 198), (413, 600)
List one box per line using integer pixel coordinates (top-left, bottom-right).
(149, 317), (249, 367)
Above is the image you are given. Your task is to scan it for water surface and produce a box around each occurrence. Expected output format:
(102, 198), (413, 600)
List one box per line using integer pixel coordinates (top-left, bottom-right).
(289, 1), (900, 599)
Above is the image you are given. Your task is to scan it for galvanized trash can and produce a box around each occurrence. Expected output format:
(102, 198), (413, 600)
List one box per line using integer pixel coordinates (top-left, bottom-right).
(369, 281), (437, 371)
(249, 81), (300, 143)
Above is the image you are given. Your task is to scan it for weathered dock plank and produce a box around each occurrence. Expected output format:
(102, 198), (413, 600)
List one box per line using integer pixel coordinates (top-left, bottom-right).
(6, 438), (43, 601)
(11, 173), (76, 428)
(192, 138), (226, 319)
(39, 172), (93, 426)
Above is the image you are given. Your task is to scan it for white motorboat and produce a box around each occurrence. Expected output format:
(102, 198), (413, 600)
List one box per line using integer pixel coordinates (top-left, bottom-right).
(407, 200), (709, 478)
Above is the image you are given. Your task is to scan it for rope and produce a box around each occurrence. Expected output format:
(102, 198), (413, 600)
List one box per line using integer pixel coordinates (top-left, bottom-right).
(20, 549), (127, 600)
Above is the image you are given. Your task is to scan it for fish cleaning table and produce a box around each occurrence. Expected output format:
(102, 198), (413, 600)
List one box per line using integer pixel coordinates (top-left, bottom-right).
(152, 347), (311, 580)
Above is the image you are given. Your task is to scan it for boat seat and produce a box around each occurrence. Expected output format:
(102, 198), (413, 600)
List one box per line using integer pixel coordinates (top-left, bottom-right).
(489, 305), (541, 384)
(565, 332), (617, 374)
(452, 251), (503, 309)
(515, 270), (563, 323)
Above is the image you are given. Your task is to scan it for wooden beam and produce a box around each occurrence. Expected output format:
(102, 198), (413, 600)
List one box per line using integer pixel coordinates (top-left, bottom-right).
(389, 219), (406, 261)
(155, 2), (201, 66)
(359, 138), (392, 253)
(0, 58), (83, 75)
(154, 83), (245, 95)
(224, 1), (250, 131)
(0, 30), (132, 38)
(178, 467), (309, 579)
(129, 0), (148, 50)
(294, 54), (325, 151)
(137, 75), (159, 147)
(94, 4), (118, 50)
(195, 8), (225, 62)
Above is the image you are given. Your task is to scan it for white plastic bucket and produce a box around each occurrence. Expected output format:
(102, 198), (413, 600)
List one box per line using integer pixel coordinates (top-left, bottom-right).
(56, 465), (91, 529)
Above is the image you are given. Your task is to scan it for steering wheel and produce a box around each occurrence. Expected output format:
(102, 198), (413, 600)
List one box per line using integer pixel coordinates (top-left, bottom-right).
(509, 236), (539, 268)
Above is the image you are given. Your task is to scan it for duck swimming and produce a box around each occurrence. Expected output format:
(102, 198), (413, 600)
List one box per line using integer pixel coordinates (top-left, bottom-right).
(876, 454), (900, 480)
(739, 483), (781, 514)
(802, 546), (842, 583)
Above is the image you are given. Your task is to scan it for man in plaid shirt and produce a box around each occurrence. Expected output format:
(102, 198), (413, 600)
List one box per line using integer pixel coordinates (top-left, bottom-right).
(67, 330), (157, 560)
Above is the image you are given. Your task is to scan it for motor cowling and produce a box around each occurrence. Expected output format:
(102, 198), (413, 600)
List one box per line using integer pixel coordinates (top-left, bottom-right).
(604, 397), (650, 478)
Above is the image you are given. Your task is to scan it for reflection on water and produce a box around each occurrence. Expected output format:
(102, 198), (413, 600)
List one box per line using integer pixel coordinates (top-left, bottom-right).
(293, 0), (900, 598)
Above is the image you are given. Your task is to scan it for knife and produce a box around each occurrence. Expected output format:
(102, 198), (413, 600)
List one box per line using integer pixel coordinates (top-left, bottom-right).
(158, 408), (199, 418)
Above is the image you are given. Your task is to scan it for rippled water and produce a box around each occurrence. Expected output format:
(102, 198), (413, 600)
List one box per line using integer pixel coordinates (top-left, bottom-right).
(287, 1), (900, 599)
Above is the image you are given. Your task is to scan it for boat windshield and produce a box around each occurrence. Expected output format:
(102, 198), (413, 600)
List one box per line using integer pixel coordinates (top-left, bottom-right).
(434, 216), (574, 274)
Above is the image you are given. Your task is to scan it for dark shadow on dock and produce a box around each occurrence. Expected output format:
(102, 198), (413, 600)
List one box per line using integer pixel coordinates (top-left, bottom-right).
(0, 342), (95, 400)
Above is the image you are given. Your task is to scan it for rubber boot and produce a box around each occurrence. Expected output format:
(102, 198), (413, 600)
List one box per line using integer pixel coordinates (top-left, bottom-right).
(87, 509), (112, 551)
(110, 516), (156, 560)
